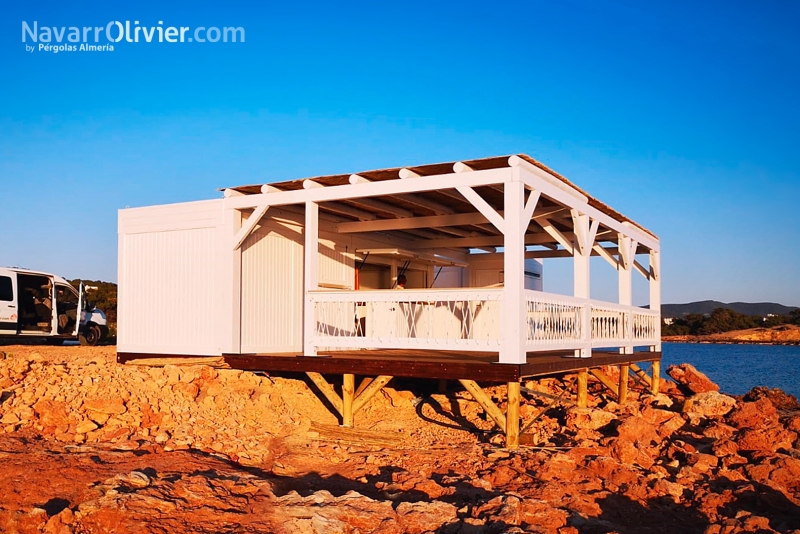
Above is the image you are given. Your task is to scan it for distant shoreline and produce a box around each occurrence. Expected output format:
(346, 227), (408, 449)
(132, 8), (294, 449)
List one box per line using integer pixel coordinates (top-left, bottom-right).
(662, 324), (800, 346)
(662, 337), (800, 346)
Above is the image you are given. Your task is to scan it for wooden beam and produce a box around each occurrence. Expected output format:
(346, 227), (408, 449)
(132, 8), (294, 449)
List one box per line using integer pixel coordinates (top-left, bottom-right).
(233, 204), (270, 250)
(342, 373), (355, 427)
(459, 379), (507, 431)
(345, 197), (414, 218)
(399, 168), (420, 179)
(303, 179), (324, 189)
(506, 381), (520, 450)
(261, 184), (282, 194)
(576, 368), (588, 408)
(352, 375), (393, 413)
(355, 377), (372, 398)
(392, 193), (454, 215)
(349, 174), (369, 184)
(619, 364), (630, 405)
(522, 191), (541, 234)
(651, 360), (660, 395)
(223, 188), (244, 198)
(593, 244), (619, 270)
(306, 372), (343, 415)
(630, 363), (652, 386)
(337, 211), (492, 234)
(320, 202), (377, 221)
(589, 368), (619, 397)
(537, 218), (574, 254)
(413, 231), (575, 250)
(456, 186), (505, 233)
(633, 259), (650, 279)
(453, 161), (474, 173)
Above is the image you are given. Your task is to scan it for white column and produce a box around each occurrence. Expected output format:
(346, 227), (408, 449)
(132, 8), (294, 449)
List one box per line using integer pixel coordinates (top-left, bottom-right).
(650, 249), (661, 352)
(304, 201), (319, 356)
(501, 176), (526, 364)
(618, 235), (633, 354)
(220, 207), (242, 354)
(573, 213), (591, 358)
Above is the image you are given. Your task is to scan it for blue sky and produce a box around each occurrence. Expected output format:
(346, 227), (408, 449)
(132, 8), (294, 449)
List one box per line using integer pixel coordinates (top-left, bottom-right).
(1, 1), (798, 305)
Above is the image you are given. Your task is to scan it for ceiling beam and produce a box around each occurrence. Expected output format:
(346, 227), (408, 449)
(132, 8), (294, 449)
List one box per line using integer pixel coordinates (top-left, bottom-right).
(344, 197), (413, 218)
(336, 211), (492, 233)
(413, 232), (573, 249)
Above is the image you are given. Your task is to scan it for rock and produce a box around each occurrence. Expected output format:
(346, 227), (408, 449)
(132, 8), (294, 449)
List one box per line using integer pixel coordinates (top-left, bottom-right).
(668, 364), (719, 394)
(565, 408), (617, 431)
(75, 420), (98, 434)
(727, 398), (778, 429)
(683, 391), (737, 419)
(742, 386), (799, 410)
(83, 398), (127, 416)
(396, 501), (458, 532)
(737, 426), (797, 453)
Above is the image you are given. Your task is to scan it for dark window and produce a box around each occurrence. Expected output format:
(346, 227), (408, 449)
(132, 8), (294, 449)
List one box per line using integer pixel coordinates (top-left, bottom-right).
(0, 276), (12, 302)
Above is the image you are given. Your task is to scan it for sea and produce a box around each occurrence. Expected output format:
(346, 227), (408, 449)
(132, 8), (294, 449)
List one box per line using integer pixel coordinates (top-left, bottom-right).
(661, 342), (800, 399)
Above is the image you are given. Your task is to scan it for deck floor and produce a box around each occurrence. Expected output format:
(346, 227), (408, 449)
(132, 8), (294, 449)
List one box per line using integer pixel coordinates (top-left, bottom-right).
(212, 348), (661, 382)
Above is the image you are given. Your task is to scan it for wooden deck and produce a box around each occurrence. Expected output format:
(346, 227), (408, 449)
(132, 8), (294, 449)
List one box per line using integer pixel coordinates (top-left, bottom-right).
(118, 349), (661, 383)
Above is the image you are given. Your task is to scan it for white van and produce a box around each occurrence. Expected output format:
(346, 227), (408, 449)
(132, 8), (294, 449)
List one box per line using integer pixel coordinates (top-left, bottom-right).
(0, 267), (108, 345)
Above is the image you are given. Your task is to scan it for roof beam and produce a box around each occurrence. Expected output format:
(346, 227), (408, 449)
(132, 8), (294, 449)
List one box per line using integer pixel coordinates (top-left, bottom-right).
(413, 231), (573, 249)
(391, 193), (454, 215)
(319, 202), (376, 221)
(537, 217), (574, 255)
(344, 197), (413, 218)
(456, 186), (505, 234)
(336, 211), (492, 233)
(233, 204), (270, 250)
(399, 168), (420, 179)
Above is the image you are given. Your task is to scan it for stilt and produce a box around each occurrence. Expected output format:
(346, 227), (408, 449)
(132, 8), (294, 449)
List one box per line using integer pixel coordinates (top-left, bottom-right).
(459, 379), (507, 431)
(618, 364), (629, 405)
(352, 375), (393, 413)
(306, 372), (343, 415)
(355, 377), (373, 398)
(342, 373), (355, 427)
(506, 381), (520, 449)
(589, 368), (618, 397)
(650, 360), (660, 395)
(437, 379), (448, 394)
(577, 368), (588, 408)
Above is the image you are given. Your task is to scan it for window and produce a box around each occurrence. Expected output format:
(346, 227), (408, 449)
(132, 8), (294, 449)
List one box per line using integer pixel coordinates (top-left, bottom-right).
(0, 276), (12, 302)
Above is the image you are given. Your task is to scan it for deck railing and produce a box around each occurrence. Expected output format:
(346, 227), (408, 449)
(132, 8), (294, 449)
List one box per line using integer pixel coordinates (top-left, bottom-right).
(309, 288), (659, 353)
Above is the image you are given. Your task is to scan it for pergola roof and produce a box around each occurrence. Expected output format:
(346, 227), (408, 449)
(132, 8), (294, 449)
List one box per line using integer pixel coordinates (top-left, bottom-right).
(222, 154), (656, 255)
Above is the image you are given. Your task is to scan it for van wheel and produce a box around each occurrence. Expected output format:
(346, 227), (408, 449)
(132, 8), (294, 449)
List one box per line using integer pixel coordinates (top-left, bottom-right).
(80, 325), (101, 346)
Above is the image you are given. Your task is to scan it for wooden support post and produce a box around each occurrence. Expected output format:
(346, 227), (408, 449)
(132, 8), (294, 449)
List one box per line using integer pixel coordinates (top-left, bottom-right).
(630, 363), (652, 386)
(589, 368), (619, 397)
(506, 381), (520, 450)
(459, 379), (507, 431)
(577, 368), (589, 408)
(355, 377), (373, 398)
(342, 373), (355, 427)
(352, 375), (393, 413)
(619, 364), (630, 405)
(651, 360), (661, 395)
(306, 372), (343, 416)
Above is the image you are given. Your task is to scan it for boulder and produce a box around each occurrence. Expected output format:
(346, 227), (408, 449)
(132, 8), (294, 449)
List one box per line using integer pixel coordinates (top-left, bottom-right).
(727, 398), (778, 429)
(683, 391), (736, 419)
(668, 364), (719, 394)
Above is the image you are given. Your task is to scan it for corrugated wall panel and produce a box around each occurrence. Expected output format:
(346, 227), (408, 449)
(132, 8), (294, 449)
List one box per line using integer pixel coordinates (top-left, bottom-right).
(319, 238), (354, 289)
(240, 223), (304, 353)
(118, 226), (220, 355)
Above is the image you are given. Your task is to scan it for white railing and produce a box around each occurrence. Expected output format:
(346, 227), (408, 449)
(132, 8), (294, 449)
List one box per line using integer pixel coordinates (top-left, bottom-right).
(310, 288), (660, 354)
(310, 288), (503, 351)
(525, 292), (585, 351)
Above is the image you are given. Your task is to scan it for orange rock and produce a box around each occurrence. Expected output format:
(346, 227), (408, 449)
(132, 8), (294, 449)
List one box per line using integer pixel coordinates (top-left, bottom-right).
(667, 363), (719, 394)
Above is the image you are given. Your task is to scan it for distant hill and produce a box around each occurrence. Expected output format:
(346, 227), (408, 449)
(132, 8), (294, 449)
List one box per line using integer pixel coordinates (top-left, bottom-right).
(663, 300), (798, 318)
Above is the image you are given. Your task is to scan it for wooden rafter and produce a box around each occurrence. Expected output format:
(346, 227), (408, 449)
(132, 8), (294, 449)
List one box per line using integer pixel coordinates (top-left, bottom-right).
(456, 186), (505, 233)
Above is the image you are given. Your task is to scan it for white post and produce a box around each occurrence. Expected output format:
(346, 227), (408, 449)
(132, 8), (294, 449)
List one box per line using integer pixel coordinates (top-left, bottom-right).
(501, 174), (526, 364)
(650, 249), (661, 352)
(573, 213), (591, 358)
(221, 208), (242, 354)
(304, 201), (319, 356)
(618, 234), (633, 354)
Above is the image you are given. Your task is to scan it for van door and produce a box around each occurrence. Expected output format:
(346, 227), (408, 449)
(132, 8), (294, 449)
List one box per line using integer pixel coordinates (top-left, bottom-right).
(0, 272), (18, 334)
(74, 282), (84, 336)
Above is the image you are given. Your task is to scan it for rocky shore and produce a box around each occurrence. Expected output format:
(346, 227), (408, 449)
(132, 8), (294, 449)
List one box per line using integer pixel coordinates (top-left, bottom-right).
(663, 324), (800, 345)
(0, 346), (799, 533)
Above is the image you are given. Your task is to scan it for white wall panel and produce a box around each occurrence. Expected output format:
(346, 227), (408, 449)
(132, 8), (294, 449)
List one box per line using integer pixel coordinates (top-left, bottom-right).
(240, 222), (304, 353)
(118, 226), (220, 355)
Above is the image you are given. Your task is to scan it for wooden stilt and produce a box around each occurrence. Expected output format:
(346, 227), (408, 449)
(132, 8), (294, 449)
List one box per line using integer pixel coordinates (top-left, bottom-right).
(352, 375), (393, 413)
(459, 379), (507, 431)
(355, 377), (373, 398)
(589, 368), (619, 397)
(577, 368), (588, 408)
(619, 364), (629, 405)
(651, 360), (660, 395)
(306, 372), (343, 415)
(506, 381), (520, 449)
(342, 373), (355, 427)
(630, 363), (652, 387)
